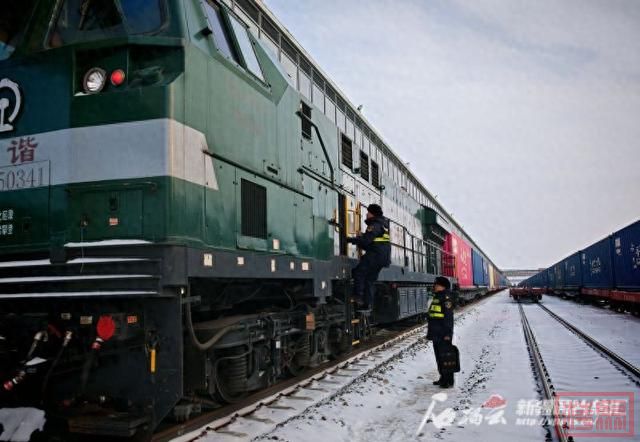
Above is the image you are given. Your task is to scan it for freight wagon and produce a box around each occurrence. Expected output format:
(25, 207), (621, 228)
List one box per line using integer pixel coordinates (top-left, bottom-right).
(442, 232), (504, 305)
(520, 219), (640, 313)
(0, 0), (507, 438)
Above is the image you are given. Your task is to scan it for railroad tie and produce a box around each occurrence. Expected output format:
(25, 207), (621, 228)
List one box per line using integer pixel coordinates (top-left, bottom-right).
(242, 415), (275, 424)
(213, 430), (249, 438)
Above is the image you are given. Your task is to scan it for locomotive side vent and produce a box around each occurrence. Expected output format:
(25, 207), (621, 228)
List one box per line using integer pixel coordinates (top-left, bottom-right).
(359, 150), (369, 182)
(241, 179), (267, 239)
(341, 134), (353, 170)
(301, 101), (312, 140)
(371, 160), (380, 188)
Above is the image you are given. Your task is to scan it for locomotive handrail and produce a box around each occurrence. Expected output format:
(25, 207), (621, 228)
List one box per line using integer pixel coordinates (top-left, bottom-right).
(298, 165), (334, 189)
(295, 110), (335, 187)
(386, 219), (446, 275)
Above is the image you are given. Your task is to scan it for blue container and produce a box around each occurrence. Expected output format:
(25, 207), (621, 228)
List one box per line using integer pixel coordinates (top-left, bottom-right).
(531, 271), (547, 288)
(547, 267), (556, 289)
(581, 236), (614, 289)
(553, 262), (565, 288)
(483, 261), (489, 286)
(471, 249), (486, 286)
(612, 220), (640, 290)
(542, 270), (549, 287)
(562, 252), (582, 288)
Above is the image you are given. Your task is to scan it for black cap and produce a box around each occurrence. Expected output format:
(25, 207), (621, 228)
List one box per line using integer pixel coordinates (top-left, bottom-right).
(434, 276), (451, 290)
(367, 204), (383, 217)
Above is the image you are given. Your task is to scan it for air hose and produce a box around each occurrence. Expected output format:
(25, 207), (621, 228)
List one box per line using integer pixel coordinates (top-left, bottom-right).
(185, 303), (238, 352)
(41, 331), (73, 401)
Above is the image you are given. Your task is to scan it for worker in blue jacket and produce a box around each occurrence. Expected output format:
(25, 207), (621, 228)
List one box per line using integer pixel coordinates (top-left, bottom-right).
(427, 276), (455, 388)
(347, 204), (391, 310)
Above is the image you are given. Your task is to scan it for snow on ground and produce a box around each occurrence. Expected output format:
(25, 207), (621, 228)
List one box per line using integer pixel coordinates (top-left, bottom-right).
(523, 303), (640, 441)
(0, 408), (46, 442)
(252, 291), (546, 442)
(542, 295), (640, 367)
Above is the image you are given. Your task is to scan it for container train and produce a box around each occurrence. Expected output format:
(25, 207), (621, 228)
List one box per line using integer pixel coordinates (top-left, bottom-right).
(0, 0), (506, 438)
(520, 219), (640, 313)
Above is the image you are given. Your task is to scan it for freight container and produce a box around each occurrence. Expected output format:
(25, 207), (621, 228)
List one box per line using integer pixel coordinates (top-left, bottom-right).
(525, 274), (535, 287)
(612, 220), (640, 290)
(562, 252), (582, 289)
(539, 270), (549, 287)
(553, 261), (565, 289)
(581, 236), (614, 289)
(488, 263), (496, 289)
(472, 249), (486, 286)
(483, 260), (490, 286)
(547, 267), (556, 289)
(443, 232), (473, 288)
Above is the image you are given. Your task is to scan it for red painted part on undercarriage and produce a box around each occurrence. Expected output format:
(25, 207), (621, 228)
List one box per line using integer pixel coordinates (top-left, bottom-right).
(610, 290), (640, 304)
(581, 288), (611, 298)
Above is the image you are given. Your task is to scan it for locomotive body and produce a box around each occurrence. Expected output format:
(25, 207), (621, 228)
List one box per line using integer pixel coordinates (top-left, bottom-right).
(0, 1), (504, 437)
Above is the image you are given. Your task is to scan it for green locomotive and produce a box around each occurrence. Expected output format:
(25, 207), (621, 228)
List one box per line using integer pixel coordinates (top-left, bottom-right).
(0, 0), (502, 438)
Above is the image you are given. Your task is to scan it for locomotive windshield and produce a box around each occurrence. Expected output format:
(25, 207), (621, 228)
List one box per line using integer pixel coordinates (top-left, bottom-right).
(0, 0), (37, 60)
(48, 0), (166, 47)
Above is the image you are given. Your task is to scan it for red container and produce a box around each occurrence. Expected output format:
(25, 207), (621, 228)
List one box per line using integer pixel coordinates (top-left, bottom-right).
(444, 232), (474, 288)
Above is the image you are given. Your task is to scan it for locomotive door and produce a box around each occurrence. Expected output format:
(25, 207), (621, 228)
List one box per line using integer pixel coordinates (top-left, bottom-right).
(338, 193), (347, 256)
(343, 194), (361, 259)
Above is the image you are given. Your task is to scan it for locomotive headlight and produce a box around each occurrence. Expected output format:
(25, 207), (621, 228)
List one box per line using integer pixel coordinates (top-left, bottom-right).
(83, 67), (107, 94)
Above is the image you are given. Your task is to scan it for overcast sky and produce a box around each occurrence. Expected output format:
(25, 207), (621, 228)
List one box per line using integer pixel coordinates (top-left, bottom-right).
(264, 0), (640, 270)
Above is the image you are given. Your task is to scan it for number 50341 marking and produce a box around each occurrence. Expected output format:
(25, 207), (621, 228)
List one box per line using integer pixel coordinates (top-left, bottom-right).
(0, 161), (50, 192)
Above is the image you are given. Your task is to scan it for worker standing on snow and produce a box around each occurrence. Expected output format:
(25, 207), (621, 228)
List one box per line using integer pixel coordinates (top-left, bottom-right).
(427, 276), (455, 388)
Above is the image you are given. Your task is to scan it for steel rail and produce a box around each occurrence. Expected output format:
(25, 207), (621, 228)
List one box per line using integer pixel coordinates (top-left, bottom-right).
(518, 304), (572, 442)
(536, 303), (640, 380)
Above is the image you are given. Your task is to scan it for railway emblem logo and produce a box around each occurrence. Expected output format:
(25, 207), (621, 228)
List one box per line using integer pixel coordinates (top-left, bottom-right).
(0, 78), (22, 133)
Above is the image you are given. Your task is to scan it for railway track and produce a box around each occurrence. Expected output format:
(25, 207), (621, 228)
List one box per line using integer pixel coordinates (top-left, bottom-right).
(519, 301), (640, 442)
(154, 296), (493, 442)
(536, 303), (640, 381)
(153, 321), (427, 442)
(518, 303), (571, 442)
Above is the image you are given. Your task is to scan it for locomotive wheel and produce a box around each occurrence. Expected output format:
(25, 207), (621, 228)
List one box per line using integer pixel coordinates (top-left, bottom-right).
(214, 347), (249, 404)
(285, 334), (311, 377)
(329, 326), (350, 359)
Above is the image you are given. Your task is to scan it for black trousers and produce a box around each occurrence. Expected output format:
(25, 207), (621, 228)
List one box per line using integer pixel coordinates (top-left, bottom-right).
(352, 255), (384, 306)
(433, 339), (455, 383)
